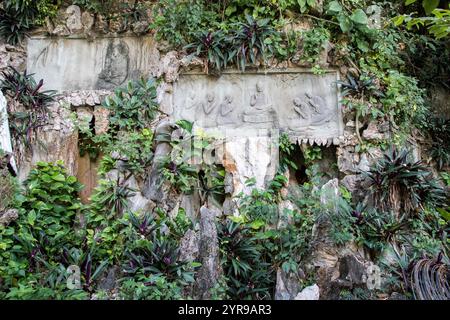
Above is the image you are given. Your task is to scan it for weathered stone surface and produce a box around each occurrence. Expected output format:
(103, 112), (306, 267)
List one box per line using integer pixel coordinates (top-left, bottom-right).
(27, 37), (161, 91)
(98, 266), (120, 291)
(124, 175), (155, 213)
(341, 174), (361, 192)
(93, 107), (110, 134)
(337, 148), (359, 174)
(66, 5), (83, 33)
(16, 101), (79, 181)
(0, 91), (16, 171)
(179, 229), (200, 262)
(81, 12), (95, 32)
(294, 284), (320, 300)
(357, 153), (370, 172)
(362, 121), (388, 141)
(194, 206), (221, 299)
(142, 119), (175, 201)
(275, 268), (301, 300)
(0, 209), (19, 226)
(160, 51), (181, 83)
(63, 90), (111, 107)
(337, 254), (367, 286)
(180, 193), (201, 220)
(77, 153), (100, 204)
(430, 86), (450, 119)
(0, 43), (26, 73)
(221, 134), (278, 195)
(171, 70), (343, 141)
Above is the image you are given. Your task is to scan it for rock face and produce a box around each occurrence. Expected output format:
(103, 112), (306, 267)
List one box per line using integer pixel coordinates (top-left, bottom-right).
(295, 284), (320, 300)
(274, 269), (302, 300)
(194, 206), (221, 299)
(0, 43), (26, 73)
(65, 5), (83, 33)
(16, 101), (79, 182)
(179, 229), (200, 263)
(222, 135), (278, 196)
(0, 209), (18, 227)
(17, 31), (392, 300)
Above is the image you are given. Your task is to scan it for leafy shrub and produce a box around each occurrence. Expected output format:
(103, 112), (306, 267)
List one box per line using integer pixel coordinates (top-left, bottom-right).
(103, 78), (159, 131)
(380, 71), (428, 130)
(0, 161), (86, 299)
(299, 27), (330, 66)
(152, 0), (219, 48)
(159, 121), (225, 202)
(118, 211), (198, 299)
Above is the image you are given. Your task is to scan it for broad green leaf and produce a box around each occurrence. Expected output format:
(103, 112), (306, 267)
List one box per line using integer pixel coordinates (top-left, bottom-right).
(338, 15), (352, 32)
(27, 211), (36, 226)
(351, 9), (368, 25)
(225, 5), (236, 16)
(422, 0), (439, 15)
(328, 1), (343, 13)
(52, 173), (66, 182)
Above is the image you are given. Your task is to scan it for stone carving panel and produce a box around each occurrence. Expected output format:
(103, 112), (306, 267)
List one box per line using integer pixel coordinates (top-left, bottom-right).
(27, 37), (159, 91)
(171, 71), (343, 141)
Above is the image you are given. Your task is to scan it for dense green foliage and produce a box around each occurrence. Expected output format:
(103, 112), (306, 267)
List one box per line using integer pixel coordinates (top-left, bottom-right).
(0, 0), (60, 45)
(1, 0), (449, 300)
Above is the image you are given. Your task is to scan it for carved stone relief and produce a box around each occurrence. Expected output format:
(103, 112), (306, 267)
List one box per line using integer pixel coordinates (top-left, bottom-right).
(171, 70), (343, 141)
(27, 37), (159, 91)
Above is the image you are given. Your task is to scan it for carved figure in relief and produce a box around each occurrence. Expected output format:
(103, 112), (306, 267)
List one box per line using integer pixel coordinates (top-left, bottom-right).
(250, 82), (269, 110)
(197, 93), (218, 127)
(217, 95), (239, 125)
(97, 40), (130, 89)
(242, 82), (276, 124)
(203, 93), (217, 115)
(180, 92), (198, 121)
(289, 93), (334, 130)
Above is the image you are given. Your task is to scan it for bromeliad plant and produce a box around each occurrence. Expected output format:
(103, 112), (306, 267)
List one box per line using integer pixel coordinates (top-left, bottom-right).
(185, 30), (229, 74)
(365, 148), (446, 219)
(0, 67), (56, 149)
(218, 219), (273, 300)
(229, 14), (278, 71)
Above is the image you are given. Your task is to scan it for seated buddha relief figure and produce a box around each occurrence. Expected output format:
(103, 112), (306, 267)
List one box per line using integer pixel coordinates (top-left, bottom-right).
(242, 82), (277, 125)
